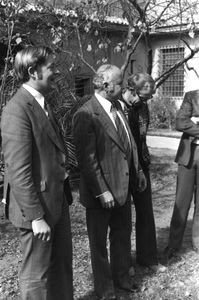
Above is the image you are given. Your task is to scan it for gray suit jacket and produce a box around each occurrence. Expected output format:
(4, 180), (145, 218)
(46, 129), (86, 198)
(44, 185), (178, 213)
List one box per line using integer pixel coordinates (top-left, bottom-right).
(175, 90), (199, 166)
(72, 95), (139, 208)
(1, 87), (72, 229)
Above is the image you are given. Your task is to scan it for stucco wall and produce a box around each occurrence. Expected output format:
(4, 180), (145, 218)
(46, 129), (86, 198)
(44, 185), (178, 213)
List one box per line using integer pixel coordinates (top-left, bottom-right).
(151, 32), (199, 107)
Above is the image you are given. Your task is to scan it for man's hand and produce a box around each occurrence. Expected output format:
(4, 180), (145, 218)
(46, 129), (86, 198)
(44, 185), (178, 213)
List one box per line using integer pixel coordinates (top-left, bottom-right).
(137, 170), (147, 193)
(98, 191), (115, 209)
(191, 116), (199, 124)
(32, 218), (51, 242)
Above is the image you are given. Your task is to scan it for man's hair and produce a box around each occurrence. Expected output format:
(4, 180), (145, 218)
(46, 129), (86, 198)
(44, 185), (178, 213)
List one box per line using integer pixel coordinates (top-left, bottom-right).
(14, 46), (53, 83)
(127, 73), (155, 94)
(93, 64), (120, 90)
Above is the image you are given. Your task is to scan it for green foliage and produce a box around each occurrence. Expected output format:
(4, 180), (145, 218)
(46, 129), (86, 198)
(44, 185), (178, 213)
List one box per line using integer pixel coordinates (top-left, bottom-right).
(149, 96), (177, 130)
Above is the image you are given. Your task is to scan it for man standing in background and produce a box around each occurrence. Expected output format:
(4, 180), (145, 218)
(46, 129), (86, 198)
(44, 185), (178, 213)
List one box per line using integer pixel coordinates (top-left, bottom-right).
(166, 89), (199, 258)
(122, 73), (166, 273)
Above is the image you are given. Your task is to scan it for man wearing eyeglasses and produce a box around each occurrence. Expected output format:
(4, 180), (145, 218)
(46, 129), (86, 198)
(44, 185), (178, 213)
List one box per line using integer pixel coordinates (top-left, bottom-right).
(122, 73), (166, 273)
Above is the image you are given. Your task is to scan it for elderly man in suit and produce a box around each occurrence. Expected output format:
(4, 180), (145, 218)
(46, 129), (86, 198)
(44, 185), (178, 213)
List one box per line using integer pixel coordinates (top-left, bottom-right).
(165, 89), (199, 258)
(1, 46), (73, 300)
(73, 64), (146, 300)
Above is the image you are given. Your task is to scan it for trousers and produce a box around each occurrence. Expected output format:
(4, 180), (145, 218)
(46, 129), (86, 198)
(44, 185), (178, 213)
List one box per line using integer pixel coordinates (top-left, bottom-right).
(86, 198), (132, 298)
(169, 145), (199, 250)
(19, 201), (73, 300)
(133, 170), (158, 266)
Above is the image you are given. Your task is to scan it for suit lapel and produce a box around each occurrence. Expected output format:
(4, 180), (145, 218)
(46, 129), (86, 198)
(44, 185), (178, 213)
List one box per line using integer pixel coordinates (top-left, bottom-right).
(92, 96), (126, 153)
(22, 88), (65, 153)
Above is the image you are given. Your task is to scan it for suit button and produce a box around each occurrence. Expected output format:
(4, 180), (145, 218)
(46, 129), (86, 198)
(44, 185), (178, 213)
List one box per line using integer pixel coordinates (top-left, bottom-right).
(61, 162), (65, 167)
(124, 156), (127, 160)
(126, 172), (129, 176)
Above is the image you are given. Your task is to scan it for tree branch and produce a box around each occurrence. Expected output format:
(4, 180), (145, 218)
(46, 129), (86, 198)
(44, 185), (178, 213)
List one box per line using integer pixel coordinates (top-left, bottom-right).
(127, 0), (144, 19)
(155, 45), (199, 88)
(75, 23), (96, 74)
(150, 0), (175, 26)
(185, 61), (199, 78)
(121, 31), (144, 78)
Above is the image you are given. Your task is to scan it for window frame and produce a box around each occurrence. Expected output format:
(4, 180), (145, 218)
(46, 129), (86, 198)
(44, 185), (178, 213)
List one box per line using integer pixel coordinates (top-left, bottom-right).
(158, 45), (185, 100)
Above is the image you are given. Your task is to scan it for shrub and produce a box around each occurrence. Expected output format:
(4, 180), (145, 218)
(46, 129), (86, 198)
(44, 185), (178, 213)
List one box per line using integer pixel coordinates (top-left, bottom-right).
(148, 96), (177, 130)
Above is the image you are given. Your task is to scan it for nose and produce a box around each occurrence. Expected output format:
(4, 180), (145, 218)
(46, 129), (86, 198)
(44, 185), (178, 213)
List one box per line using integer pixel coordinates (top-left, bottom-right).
(54, 69), (60, 75)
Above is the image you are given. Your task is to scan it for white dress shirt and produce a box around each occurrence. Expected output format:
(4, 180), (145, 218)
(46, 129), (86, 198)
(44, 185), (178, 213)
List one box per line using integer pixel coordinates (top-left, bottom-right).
(23, 84), (48, 116)
(95, 92), (131, 143)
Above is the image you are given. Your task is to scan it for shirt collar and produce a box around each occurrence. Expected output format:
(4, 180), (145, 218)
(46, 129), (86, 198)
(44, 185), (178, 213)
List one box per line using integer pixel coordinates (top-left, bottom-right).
(95, 92), (124, 113)
(23, 83), (45, 110)
(95, 92), (112, 114)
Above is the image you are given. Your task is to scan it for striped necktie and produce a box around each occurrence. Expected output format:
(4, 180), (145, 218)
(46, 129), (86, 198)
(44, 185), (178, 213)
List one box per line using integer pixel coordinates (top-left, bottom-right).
(111, 101), (131, 163)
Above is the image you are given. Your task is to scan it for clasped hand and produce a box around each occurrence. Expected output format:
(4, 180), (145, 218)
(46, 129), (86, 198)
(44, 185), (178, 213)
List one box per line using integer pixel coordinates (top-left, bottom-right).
(98, 191), (115, 209)
(137, 170), (147, 192)
(32, 218), (51, 242)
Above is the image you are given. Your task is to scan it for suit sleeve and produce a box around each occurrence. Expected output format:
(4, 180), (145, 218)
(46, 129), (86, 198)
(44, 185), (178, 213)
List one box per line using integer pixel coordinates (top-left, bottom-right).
(176, 92), (199, 137)
(1, 103), (44, 221)
(72, 110), (109, 198)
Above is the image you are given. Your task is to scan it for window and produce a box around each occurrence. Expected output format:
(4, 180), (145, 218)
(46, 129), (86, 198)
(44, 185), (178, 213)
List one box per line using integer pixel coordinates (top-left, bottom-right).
(75, 77), (93, 97)
(159, 46), (184, 97)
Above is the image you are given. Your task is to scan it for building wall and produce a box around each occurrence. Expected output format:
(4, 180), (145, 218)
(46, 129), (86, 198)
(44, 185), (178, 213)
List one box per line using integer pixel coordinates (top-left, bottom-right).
(151, 32), (199, 107)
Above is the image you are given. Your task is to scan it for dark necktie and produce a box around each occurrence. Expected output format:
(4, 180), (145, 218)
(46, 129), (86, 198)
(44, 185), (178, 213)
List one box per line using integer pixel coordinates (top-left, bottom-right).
(111, 101), (131, 163)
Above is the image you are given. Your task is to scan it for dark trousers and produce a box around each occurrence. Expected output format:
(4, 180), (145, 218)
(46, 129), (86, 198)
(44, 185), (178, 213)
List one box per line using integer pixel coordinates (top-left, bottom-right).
(86, 198), (132, 298)
(133, 170), (158, 266)
(169, 145), (199, 250)
(19, 201), (73, 300)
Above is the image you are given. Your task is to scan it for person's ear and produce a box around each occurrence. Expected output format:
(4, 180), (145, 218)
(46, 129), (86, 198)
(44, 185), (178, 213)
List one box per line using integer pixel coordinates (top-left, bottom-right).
(105, 82), (114, 94)
(103, 82), (108, 89)
(28, 66), (38, 80)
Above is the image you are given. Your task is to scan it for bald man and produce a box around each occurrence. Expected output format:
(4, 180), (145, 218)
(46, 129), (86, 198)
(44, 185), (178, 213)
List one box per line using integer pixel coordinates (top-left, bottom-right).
(73, 64), (144, 299)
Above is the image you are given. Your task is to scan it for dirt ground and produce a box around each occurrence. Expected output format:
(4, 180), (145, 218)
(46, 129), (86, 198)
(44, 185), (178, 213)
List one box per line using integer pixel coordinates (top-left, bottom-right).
(0, 147), (199, 300)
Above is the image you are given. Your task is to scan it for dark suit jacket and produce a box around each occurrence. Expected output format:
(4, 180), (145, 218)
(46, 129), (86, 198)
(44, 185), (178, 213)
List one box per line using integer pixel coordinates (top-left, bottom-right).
(1, 87), (72, 229)
(127, 102), (150, 171)
(72, 95), (139, 208)
(175, 90), (199, 166)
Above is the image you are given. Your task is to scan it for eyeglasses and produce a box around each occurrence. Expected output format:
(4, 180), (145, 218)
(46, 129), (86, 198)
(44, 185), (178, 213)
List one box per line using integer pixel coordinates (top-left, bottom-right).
(125, 86), (137, 96)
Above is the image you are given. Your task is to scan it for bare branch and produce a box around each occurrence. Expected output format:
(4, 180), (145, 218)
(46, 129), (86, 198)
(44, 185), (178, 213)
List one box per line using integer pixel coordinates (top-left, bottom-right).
(127, 0), (144, 19)
(181, 39), (192, 51)
(144, 0), (151, 13)
(155, 46), (199, 88)
(150, 0), (175, 26)
(185, 62), (199, 78)
(77, 53), (96, 74)
(121, 31), (144, 78)
(75, 23), (96, 74)
(75, 23), (84, 58)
